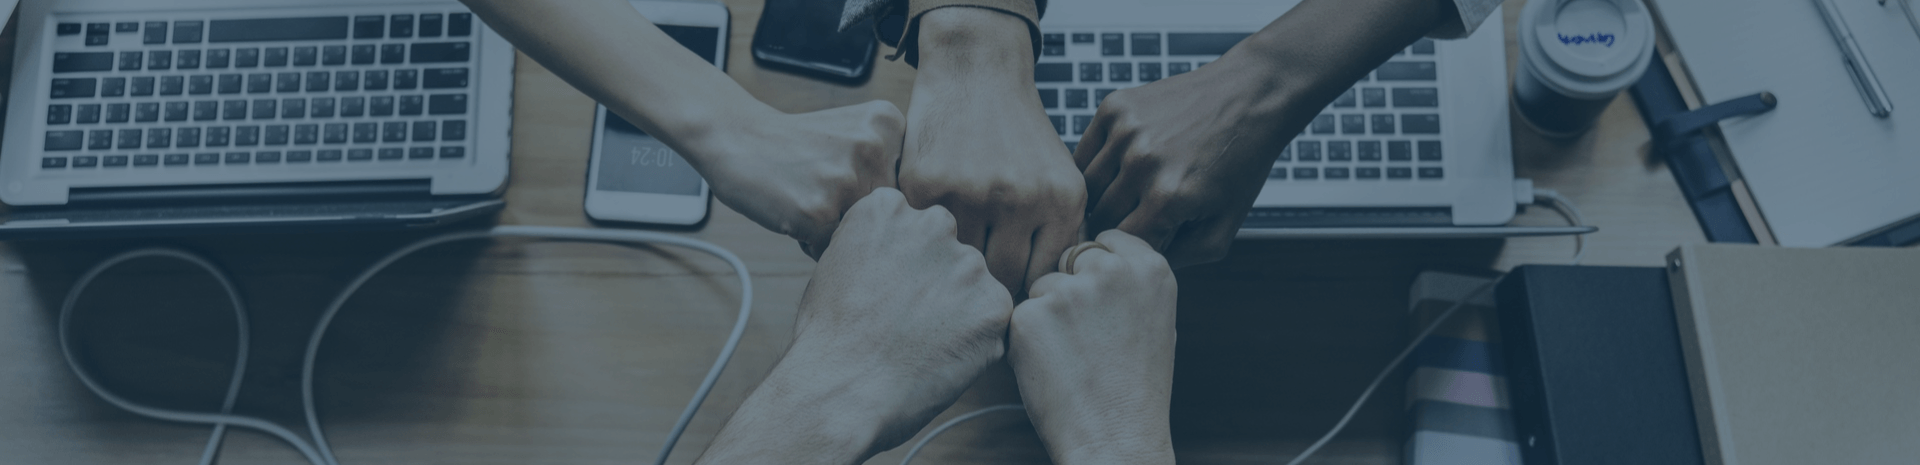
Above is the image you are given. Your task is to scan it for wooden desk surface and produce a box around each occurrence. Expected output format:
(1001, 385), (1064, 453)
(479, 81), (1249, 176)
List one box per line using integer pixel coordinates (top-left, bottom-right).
(0, 0), (1703, 463)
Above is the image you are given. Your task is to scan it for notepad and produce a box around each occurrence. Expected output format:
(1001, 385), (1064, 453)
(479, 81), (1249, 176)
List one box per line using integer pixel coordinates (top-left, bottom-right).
(1667, 244), (1920, 465)
(1648, 0), (1920, 246)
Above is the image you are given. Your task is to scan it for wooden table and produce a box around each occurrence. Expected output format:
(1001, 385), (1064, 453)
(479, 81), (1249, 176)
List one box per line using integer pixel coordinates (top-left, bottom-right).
(0, 0), (1704, 463)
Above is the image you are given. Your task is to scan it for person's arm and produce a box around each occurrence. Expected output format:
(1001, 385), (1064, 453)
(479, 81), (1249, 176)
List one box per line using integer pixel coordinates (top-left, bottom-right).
(691, 349), (925, 464)
(1073, 0), (1460, 268)
(898, 6), (1085, 297)
(463, 0), (903, 258)
(1009, 230), (1179, 465)
(464, 0), (752, 148)
(695, 188), (1015, 464)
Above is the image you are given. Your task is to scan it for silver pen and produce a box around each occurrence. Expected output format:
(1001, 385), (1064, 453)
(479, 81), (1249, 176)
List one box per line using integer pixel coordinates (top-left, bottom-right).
(1813, 0), (1894, 117)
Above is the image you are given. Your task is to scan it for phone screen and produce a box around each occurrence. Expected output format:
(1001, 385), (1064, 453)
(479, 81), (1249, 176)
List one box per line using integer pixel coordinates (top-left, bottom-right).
(752, 0), (876, 79)
(594, 25), (720, 196)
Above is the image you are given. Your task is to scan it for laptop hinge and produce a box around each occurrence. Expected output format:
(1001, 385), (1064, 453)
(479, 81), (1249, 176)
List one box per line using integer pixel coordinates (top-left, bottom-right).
(68, 179), (433, 206)
(1244, 207), (1453, 228)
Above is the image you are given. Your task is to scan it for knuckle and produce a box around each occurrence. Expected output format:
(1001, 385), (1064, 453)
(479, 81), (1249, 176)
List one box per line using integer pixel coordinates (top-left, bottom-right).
(1047, 169), (1088, 197)
(851, 135), (889, 164)
(962, 256), (996, 286)
(867, 101), (907, 132)
(1143, 181), (1183, 207)
(1077, 251), (1123, 274)
(1173, 180), (1212, 201)
(923, 204), (960, 235)
(1106, 89), (1138, 112)
(962, 256), (1010, 299)
(1116, 110), (1151, 134)
(1127, 135), (1159, 159)
(855, 128), (901, 164)
(1121, 147), (1167, 173)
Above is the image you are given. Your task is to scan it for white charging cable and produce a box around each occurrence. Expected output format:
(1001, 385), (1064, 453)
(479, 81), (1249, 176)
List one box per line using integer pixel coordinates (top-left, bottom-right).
(1280, 280), (1497, 465)
(59, 248), (328, 465)
(1283, 191), (1587, 464)
(1532, 188), (1588, 265)
(59, 225), (753, 465)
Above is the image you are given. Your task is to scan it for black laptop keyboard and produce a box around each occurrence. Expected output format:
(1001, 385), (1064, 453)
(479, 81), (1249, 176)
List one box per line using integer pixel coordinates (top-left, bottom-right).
(40, 13), (477, 171)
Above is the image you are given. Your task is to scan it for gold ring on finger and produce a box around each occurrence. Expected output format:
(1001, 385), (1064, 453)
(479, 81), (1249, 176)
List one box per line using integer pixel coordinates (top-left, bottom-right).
(1058, 241), (1113, 275)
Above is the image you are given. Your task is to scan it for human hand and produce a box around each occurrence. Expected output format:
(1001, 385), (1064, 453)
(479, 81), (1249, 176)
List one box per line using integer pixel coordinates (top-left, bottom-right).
(790, 187), (1014, 448)
(695, 101), (904, 259)
(1075, 0), (1457, 269)
(696, 188), (1012, 465)
(900, 7), (1086, 296)
(1072, 57), (1308, 269)
(1009, 230), (1178, 465)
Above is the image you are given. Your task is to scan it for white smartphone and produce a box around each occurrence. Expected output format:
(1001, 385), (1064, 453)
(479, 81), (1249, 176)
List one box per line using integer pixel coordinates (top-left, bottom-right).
(585, 0), (730, 226)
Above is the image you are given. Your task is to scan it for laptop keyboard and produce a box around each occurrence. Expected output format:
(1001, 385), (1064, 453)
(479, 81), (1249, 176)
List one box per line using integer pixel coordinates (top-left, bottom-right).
(1038, 31), (1444, 181)
(38, 12), (477, 171)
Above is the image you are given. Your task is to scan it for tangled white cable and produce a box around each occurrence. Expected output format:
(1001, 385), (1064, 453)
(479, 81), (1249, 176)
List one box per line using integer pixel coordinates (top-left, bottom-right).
(58, 225), (753, 465)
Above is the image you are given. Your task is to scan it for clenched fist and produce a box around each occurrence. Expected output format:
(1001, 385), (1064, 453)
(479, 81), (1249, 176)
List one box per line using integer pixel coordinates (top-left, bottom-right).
(901, 7), (1086, 296)
(788, 187), (1015, 447)
(697, 189), (1016, 464)
(697, 101), (906, 259)
(1010, 230), (1178, 465)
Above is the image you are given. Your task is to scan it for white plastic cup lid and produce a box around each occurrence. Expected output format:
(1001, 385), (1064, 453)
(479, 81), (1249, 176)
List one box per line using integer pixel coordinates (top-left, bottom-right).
(1519, 0), (1654, 98)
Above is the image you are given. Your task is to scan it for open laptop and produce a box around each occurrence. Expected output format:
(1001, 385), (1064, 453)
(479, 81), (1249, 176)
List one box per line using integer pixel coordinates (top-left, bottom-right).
(1040, 0), (1586, 239)
(0, 0), (513, 239)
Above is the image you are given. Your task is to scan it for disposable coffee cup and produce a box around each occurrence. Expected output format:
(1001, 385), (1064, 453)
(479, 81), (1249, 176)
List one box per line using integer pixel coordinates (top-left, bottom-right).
(1514, 0), (1655, 136)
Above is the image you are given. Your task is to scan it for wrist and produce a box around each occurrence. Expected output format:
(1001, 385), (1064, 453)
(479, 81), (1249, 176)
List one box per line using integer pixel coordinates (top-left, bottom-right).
(914, 7), (1035, 89)
(1032, 404), (1174, 465)
(675, 101), (780, 174)
(696, 346), (915, 465)
(1055, 442), (1177, 465)
(1018, 370), (1175, 465)
(1045, 420), (1176, 465)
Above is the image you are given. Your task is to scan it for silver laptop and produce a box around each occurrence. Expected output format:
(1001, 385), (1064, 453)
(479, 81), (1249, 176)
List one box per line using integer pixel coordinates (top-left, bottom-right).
(0, 0), (513, 238)
(1040, 0), (1580, 239)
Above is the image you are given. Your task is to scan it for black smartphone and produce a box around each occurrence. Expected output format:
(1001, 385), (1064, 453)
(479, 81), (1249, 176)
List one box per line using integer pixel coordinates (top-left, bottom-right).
(751, 0), (878, 84)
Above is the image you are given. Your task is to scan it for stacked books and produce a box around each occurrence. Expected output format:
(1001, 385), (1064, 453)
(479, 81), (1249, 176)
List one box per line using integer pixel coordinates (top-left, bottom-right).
(1404, 271), (1521, 465)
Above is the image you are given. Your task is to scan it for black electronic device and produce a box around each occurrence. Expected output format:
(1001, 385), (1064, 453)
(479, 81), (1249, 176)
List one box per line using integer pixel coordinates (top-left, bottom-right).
(1495, 265), (1706, 465)
(751, 0), (877, 84)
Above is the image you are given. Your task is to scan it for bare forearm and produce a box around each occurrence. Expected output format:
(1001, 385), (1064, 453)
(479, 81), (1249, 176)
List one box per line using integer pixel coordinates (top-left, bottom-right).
(694, 378), (879, 465)
(694, 344), (925, 465)
(1225, 0), (1457, 127)
(460, 0), (767, 168)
